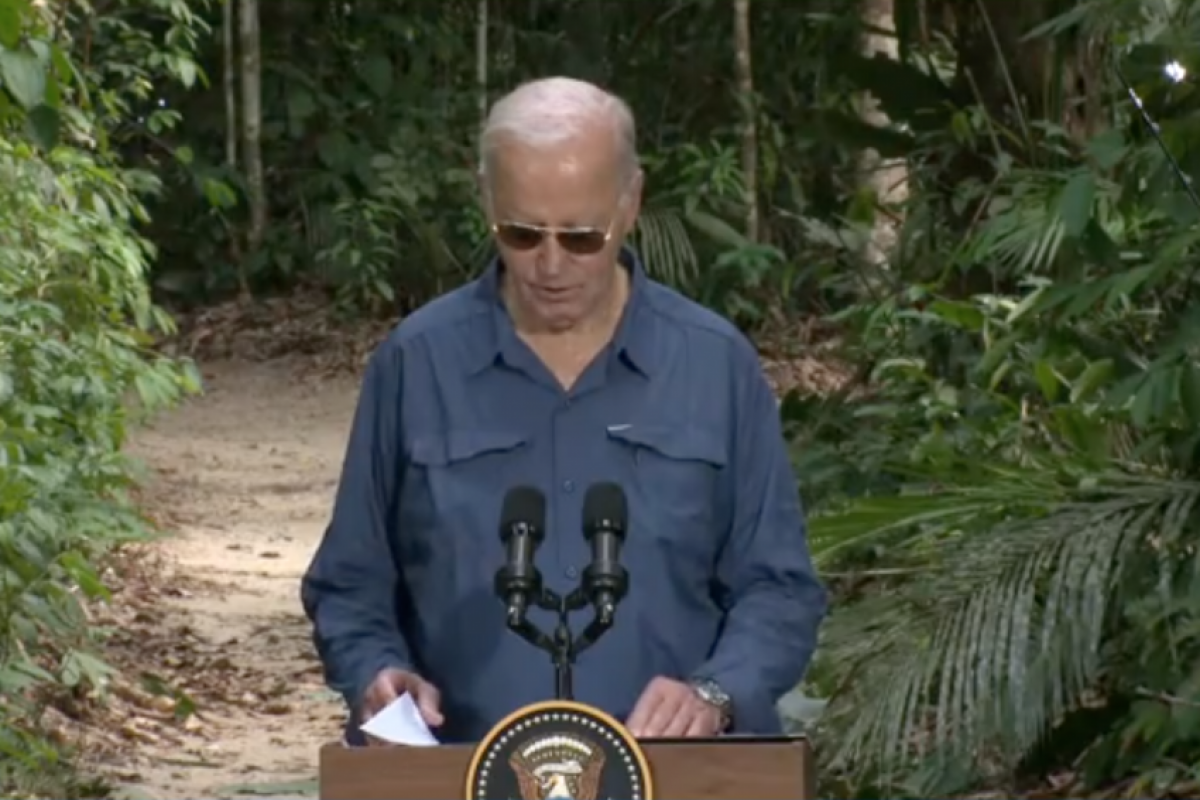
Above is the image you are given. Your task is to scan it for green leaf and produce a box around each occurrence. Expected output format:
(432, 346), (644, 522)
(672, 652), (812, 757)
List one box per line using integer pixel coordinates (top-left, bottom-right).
(685, 209), (747, 248)
(0, 0), (22, 50)
(59, 549), (110, 599)
(357, 52), (392, 99)
(1070, 359), (1114, 404)
(1085, 129), (1127, 170)
(107, 787), (162, 800)
(0, 43), (44, 108)
(1106, 372), (1145, 410)
(175, 56), (197, 88)
(24, 102), (58, 148)
(1131, 371), (1165, 429)
(60, 649), (115, 689)
(1178, 364), (1200, 425)
(929, 299), (984, 332)
(316, 130), (354, 171)
(1058, 170), (1095, 237)
(1006, 284), (1048, 325)
(215, 779), (318, 797)
(0, 661), (54, 693)
(975, 332), (1019, 381)
(1035, 359), (1060, 403)
(286, 86), (317, 135)
(201, 177), (237, 209)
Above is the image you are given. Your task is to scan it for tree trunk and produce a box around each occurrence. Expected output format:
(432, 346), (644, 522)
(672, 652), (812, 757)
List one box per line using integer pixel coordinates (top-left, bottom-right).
(238, 0), (265, 294)
(222, 0), (245, 288)
(732, 0), (758, 243)
(857, 0), (907, 271)
(223, 0), (237, 169)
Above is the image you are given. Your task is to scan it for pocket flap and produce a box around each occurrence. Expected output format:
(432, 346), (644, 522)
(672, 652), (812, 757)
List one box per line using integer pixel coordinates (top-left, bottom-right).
(410, 430), (529, 466)
(606, 424), (727, 467)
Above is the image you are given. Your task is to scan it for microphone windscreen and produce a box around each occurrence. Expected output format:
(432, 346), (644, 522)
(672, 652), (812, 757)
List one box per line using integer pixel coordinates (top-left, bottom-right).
(499, 485), (547, 540)
(582, 482), (627, 538)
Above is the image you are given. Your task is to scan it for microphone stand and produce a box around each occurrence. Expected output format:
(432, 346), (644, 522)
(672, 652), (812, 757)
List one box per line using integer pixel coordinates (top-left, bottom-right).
(533, 586), (613, 700)
(499, 575), (621, 701)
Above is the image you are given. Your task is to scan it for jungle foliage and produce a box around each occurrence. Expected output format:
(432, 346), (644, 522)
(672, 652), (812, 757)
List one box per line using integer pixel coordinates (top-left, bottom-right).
(5, 0), (1200, 797)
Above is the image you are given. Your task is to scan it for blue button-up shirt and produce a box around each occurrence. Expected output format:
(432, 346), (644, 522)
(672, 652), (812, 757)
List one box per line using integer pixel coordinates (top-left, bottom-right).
(300, 250), (828, 744)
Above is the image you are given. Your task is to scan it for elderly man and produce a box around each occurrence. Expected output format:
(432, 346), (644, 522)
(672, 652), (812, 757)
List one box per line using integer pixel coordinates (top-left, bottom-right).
(300, 76), (828, 745)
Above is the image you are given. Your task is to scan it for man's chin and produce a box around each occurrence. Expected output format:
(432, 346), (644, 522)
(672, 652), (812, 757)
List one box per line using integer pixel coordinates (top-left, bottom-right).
(538, 312), (584, 333)
(526, 299), (586, 332)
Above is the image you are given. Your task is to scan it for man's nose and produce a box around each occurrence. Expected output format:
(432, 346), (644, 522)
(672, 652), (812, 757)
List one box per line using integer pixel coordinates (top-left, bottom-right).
(536, 235), (568, 275)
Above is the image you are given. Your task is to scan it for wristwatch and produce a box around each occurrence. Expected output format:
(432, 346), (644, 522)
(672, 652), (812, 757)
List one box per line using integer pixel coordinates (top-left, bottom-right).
(689, 678), (733, 731)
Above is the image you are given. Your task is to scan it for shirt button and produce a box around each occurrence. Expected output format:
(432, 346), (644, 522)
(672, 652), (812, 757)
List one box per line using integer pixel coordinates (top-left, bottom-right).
(565, 566), (579, 579)
(562, 479), (575, 493)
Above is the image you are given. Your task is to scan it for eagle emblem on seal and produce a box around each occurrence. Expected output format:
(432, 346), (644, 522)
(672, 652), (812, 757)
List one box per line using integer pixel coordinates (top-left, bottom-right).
(508, 734), (606, 800)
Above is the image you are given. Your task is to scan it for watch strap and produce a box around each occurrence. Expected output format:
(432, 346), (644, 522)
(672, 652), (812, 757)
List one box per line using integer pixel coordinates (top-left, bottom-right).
(689, 678), (733, 730)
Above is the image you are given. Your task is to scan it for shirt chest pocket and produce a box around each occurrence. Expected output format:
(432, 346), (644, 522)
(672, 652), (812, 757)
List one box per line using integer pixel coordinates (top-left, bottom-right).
(404, 430), (530, 552)
(605, 424), (729, 554)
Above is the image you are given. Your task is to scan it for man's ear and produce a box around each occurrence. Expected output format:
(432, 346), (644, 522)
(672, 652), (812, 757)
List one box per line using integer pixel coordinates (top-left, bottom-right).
(624, 168), (645, 232)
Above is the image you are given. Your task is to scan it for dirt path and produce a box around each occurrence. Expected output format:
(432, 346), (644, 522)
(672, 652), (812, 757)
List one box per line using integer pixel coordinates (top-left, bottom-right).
(105, 357), (363, 800)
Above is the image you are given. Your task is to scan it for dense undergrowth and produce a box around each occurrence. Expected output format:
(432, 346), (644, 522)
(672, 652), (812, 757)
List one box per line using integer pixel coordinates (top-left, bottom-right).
(0, 0), (202, 794)
(7, 0), (1200, 797)
(790, 3), (1200, 795)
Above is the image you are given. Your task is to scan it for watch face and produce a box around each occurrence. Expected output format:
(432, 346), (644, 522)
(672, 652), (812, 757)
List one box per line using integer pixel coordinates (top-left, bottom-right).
(695, 680), (729, 709)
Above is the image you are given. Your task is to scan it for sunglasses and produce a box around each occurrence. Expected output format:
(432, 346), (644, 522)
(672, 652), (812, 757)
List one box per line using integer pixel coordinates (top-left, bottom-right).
(491, 220), (614, 256)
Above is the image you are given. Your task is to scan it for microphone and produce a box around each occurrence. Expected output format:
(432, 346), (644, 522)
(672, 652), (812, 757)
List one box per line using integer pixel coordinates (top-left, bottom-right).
(494, 485), (547, 626)
(581, 482), (629, 624)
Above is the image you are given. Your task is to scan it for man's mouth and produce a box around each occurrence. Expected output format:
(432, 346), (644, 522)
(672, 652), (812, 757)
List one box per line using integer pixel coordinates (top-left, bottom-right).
(534, 285), (575, 298)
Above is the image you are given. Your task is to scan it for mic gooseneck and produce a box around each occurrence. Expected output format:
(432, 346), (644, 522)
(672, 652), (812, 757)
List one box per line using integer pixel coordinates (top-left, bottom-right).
(494, 485), (546, 626)
(581, 481), (630, 625)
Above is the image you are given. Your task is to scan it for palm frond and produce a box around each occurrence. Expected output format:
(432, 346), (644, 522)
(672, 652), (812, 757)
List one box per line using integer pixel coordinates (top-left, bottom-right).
(816, 471), (1200, 784)
(630, 206), (700, 289)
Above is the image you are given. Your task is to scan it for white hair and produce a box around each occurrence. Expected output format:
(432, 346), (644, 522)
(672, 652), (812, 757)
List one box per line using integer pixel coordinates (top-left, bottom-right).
(478, 77), (639, 183)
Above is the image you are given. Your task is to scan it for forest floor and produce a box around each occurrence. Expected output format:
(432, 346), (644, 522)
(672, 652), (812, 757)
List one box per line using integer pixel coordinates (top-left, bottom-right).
(83, 355), (361, 800)
(53, 291), (846, 800)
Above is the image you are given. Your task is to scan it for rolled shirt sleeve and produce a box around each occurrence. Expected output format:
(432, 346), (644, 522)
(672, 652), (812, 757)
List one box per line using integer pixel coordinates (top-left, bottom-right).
(691, 342), (829, 733)
(300, 337), (414, 712)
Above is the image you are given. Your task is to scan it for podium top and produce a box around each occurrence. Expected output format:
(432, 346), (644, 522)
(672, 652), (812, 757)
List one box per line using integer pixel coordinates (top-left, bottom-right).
(642, 733), (808, 745)
(321, 698), (814, 800)
(320, 734), (814, 800)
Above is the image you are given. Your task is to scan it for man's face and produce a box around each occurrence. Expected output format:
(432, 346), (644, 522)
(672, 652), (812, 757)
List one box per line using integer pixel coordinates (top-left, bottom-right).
(483, 126), (642, 333)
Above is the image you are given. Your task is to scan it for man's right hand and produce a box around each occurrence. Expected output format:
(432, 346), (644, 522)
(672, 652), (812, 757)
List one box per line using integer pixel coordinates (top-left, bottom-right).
(361, 667), (444, 742)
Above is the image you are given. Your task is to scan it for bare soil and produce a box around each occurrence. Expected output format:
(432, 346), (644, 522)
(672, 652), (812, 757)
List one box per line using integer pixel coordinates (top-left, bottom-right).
(92, 357), (363, 800)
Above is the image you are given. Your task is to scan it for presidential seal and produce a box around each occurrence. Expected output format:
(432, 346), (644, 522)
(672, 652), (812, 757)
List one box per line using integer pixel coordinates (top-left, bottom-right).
(464, 700), (653, 800)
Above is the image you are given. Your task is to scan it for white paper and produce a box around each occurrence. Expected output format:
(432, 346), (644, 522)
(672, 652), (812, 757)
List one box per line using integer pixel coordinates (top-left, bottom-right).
(359, 693), (439, 746)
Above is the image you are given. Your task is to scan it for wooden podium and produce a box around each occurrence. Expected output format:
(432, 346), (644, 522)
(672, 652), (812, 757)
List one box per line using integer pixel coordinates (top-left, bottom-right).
(318, 734), (815, 799)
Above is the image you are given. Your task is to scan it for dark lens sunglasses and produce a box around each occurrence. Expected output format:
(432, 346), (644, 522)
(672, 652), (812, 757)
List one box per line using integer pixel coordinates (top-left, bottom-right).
(491, 220), (613, 255)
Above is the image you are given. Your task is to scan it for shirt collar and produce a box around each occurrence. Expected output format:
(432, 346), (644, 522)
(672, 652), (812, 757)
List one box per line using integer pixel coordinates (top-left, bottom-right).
(468, 246), (655, 378)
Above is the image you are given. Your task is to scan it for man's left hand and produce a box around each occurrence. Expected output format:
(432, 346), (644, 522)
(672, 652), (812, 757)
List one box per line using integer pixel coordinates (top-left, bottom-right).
(626, 676), (722, 738)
